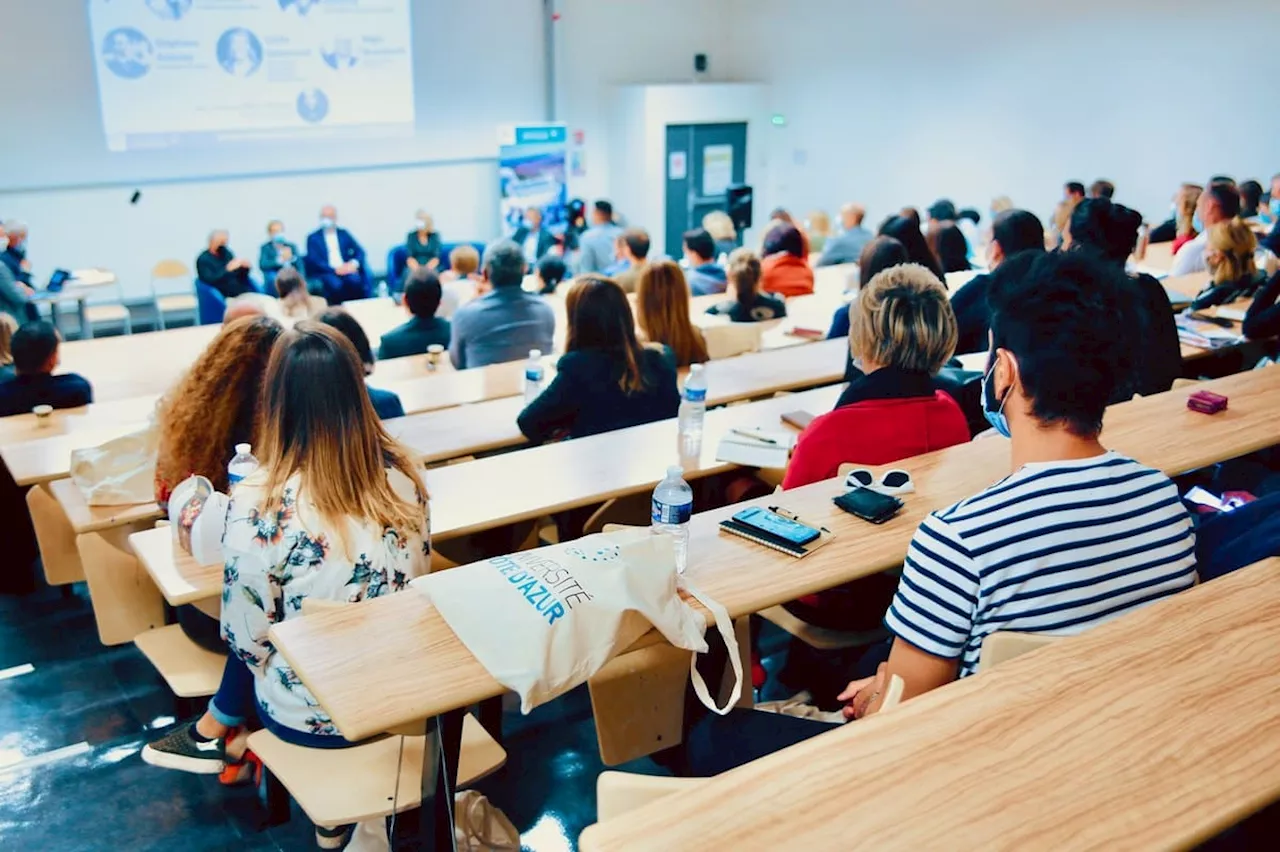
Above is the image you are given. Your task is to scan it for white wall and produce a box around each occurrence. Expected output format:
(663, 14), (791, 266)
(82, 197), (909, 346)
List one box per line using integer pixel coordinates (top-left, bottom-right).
(729, 0), (1280, 228)
(552, 0), (749, 205)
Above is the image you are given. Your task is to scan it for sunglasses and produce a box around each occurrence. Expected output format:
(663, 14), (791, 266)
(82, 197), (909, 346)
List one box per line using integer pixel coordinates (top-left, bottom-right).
(844, 468), (914, 496)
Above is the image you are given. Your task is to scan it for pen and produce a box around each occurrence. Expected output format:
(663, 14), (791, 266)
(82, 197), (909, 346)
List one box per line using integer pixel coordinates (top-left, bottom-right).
(732, 428), (778, 445)
(768, 506), (832, 536)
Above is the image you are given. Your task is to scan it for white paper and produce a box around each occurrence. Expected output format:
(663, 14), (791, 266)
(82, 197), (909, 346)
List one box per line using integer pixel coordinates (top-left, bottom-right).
(702, 144), (734, 196)
(669, 150), (687, 180)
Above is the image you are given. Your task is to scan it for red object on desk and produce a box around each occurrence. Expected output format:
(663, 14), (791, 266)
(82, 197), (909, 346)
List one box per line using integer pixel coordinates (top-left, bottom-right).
(1187, 390), (1228, 414)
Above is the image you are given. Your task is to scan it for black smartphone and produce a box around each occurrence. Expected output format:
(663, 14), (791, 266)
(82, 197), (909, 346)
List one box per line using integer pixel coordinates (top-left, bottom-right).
(731, 507), (821, 546)
(833, 487), (903, 524)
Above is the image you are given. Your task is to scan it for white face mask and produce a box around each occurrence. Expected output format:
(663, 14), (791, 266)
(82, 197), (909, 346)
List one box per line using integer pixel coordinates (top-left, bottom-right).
(320, 216), (336, 230)
(0, 238), (9, 253)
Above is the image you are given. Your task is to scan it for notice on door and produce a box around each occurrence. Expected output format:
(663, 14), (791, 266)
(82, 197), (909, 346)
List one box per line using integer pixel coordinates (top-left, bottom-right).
(668, 151), (687, 180)
(702, 144), (734, 196)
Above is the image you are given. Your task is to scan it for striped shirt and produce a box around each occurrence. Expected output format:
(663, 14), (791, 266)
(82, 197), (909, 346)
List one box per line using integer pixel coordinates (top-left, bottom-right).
(885, 451), (1196, 677)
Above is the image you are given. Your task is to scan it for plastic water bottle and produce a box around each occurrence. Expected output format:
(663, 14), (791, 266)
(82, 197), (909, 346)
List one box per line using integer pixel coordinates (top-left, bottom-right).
(678, 363), (708, 445)
(227, 443), (259, 490)
(524, 349), (545, 404)
(651, 466), (694, 573)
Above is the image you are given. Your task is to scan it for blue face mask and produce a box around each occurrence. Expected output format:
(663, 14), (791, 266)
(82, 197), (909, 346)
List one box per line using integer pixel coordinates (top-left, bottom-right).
(1192, 213), (1204, 232)
(272, 232), (286, 244)
(981, 358), (1012, 438)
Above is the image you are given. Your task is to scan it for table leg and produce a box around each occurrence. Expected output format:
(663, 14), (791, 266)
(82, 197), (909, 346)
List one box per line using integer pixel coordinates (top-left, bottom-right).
(420, 710), (464, 851)
(78, 297), (93, 340)
(46, 300), (62, 337)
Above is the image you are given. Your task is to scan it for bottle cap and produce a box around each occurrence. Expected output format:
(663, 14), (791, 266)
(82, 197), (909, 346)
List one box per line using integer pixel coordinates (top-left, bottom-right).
(235, 443), (251, 455)
(529, 349), (542, 358)
(667, 465), (684, 478)
(690, 363), (705, 373)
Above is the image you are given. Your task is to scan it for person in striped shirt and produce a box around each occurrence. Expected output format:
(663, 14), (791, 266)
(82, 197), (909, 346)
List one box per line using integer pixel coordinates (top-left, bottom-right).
(844, 249), (1196, 718)
(684, 251), (1197, 776)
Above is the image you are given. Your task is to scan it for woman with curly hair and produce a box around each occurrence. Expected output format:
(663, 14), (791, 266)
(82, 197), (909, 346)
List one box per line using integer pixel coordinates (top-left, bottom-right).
(153, 314), (283, 506)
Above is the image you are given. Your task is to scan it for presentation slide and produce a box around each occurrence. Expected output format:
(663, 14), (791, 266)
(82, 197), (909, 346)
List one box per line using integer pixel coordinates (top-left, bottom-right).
(88, 0), (415, 153)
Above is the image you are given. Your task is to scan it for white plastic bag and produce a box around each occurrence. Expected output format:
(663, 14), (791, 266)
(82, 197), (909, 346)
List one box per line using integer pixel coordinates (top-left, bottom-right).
(419, 528), (741, 715)
(69, 422), (158, 505)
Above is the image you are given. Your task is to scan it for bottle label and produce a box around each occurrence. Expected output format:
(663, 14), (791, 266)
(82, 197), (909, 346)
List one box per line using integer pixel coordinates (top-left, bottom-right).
(684, 387), (706, 403)
(652, 498), (692, 525)
(228, 473), (245, 485)
(525, 367), (544, 382)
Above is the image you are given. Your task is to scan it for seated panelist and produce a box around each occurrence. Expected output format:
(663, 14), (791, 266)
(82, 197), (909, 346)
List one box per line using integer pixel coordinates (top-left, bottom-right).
(197, 229), (256, 300)
(304, 204), (370, 304)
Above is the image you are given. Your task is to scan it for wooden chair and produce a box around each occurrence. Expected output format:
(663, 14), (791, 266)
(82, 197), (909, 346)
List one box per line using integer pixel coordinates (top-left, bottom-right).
(247, 598), (506, 835)
(150, 259), (196, 330)
(588, 524), (753, 765)
(702, 321), (763, 360)
(134, 624), (225, 699)
(81, 278), (133, 336)
(594, 674), (905, 822)
(27, 483), (85, 586)
(977, 631), (1059, 673)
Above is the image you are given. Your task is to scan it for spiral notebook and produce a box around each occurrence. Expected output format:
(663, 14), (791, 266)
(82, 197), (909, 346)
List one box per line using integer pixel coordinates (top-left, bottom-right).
(718, 507), (836, 559)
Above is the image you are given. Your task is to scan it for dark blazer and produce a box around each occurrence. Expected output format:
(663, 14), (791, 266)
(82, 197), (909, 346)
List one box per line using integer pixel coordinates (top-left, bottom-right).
(1, 247), (31, 286)
(196, 248), (254, 299)
(304, 228), (369, 281)
(1244, 271), (1280, 340)
(366, 385), (404, 420)
(511, 226), (557, 263)
(258, 239), (304, 276)
(1125, 273), (1183, 400)
(377, 316), (452, 360)
(949, 272), (993, 355)
(405, 231), (443, 269)
(517, 348), (680, 442)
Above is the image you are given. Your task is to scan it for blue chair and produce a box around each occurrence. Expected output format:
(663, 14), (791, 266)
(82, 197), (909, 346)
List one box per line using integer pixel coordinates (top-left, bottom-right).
(195, 280), (226, 325)
(386, 245), (409, 295)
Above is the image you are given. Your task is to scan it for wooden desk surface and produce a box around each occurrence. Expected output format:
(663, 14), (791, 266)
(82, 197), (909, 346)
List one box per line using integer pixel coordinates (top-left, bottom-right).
(49, 477), (161, 535)
(132, 384), (847, 605)
(271, 367), (1280, 740)
(581, 557), (1280, 852)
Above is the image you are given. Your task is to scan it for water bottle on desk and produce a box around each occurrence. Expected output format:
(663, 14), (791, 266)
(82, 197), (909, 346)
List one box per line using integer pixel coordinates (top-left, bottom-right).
(227, 443), (259, 490)
(678, 363), (707, 453)
(651, 466), (694, 573)
(524, 349), (545, 403)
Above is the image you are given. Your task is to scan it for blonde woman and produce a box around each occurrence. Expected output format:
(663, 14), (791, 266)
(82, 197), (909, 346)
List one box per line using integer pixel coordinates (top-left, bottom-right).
(0, 312), (17, 382)
(438, 243), (483, 316)
(702, 209), (738, 259)
(1194, 220), (1267, 308)
(805, 210), (833, 253)
(404, 209), (442, 281)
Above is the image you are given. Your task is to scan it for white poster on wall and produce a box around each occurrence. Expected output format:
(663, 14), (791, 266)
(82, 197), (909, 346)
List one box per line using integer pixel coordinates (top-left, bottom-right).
(701, 144), (734, 196)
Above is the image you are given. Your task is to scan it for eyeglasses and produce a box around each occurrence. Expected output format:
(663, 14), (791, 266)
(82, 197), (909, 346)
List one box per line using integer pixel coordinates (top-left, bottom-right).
(844, 468), (914, 496)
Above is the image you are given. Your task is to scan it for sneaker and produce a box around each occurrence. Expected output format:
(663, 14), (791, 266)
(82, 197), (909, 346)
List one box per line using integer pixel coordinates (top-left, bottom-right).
(141, 724), (226, 774)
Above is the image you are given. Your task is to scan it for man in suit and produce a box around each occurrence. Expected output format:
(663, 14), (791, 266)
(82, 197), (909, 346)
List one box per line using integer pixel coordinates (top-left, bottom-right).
(304, 205), (370, 304)
(816, 203), (872, 267)
(258, 220), (303, 291)
(510, 207), (556, 268)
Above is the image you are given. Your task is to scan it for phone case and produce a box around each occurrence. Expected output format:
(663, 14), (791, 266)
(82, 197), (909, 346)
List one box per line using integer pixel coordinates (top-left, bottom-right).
(731, 508), (821, 546)
(833, 488), (903, 524)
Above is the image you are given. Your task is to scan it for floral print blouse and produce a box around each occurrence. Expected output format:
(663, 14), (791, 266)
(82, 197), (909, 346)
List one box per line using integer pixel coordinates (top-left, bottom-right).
(220, 469), (429, 738)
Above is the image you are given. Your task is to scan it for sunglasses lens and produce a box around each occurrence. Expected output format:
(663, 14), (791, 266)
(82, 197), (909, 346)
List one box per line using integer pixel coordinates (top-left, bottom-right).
(883, 471), (911, 488)
(849, 470), (874, 486)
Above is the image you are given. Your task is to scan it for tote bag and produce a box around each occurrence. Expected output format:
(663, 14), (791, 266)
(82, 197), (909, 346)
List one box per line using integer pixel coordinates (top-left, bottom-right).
(419, 528), (742, 715)
(69, 422), (159, 506)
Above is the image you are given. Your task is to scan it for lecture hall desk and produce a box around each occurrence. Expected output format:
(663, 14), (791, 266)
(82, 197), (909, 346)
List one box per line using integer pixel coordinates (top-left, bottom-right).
(580, 556), (1280, 851)
(270, 366), (1280, 744)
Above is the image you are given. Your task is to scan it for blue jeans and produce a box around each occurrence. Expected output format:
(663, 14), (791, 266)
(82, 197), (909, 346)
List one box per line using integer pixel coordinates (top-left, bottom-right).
(207, 656), (360, 749)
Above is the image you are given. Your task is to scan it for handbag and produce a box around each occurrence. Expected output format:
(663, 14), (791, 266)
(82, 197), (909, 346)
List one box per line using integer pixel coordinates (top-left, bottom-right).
(419, 527), (742, 715)
(69, 422), (159, 505)
(166, 475), (230, 566)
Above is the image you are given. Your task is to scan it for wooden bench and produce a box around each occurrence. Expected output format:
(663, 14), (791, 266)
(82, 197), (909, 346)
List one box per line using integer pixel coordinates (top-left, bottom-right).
(579, 557), (1280, 851)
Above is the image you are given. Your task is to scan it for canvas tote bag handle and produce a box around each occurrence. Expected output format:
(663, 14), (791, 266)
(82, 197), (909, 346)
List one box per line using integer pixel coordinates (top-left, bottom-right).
(682, 581), (743, 715)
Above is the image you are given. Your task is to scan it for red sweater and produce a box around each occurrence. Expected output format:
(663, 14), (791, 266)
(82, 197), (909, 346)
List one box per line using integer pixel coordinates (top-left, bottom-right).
(781, 392), (970, 490)
(761, 253), (815, 297)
